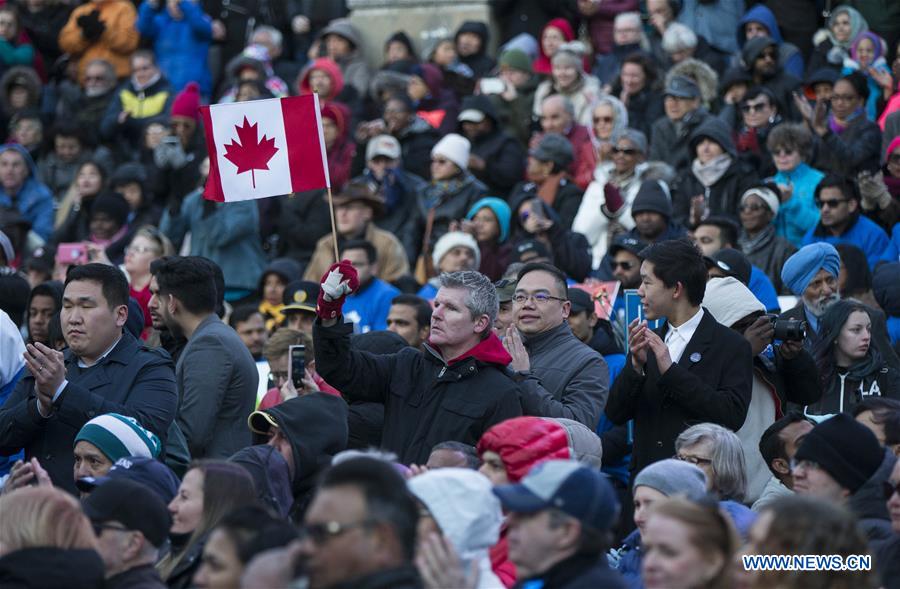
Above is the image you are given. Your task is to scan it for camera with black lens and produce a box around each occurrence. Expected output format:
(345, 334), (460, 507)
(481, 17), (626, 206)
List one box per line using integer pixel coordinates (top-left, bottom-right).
(765, 314), (807, 342)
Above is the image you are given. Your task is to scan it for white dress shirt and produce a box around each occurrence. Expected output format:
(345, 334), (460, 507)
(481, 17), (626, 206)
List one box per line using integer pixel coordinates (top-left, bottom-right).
(664, 308), (704, 364)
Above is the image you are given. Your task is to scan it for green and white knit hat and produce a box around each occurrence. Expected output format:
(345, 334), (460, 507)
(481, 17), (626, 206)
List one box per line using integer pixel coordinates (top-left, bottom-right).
(74, 413), (162, 462)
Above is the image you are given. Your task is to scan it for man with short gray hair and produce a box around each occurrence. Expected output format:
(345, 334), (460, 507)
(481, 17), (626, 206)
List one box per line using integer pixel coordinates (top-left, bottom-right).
(314, 263), (522, 464)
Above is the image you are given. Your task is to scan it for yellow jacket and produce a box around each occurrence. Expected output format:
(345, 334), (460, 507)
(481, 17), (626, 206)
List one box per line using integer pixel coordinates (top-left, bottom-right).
(59, 0), (139, 83)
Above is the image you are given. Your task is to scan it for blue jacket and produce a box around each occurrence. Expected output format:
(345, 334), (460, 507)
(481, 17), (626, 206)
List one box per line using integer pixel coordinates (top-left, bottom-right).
(677, 0), (744, 54)
(0, 331), (177, 492)
(160, 189), (266, 292)
(737, 5), (804, 78)
(610, 530), (643, 589)
(137, 0), (212, 95)
(883, 222), (900, 263)
(769, 163), (823, 248)
(802, 214), (891, 269)
(750, 266), (780, 313)
(0, 144), (54, 240)
(343, 278), (401, 333)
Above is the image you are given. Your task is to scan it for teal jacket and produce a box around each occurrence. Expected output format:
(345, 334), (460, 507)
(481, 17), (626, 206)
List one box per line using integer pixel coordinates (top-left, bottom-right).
(769, 162), (823, 248)
(160, 189), (266, 291)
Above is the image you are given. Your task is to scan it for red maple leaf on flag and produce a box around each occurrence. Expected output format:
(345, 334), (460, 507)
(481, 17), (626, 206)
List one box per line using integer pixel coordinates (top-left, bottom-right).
(223, 116), (279, 189)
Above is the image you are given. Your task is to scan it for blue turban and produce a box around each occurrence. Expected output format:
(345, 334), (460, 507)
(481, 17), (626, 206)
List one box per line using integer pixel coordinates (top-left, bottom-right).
(781, 243), (840, 296)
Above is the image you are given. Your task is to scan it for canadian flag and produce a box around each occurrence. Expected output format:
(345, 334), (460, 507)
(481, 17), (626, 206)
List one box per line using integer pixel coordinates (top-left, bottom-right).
(199, 94), (330, 202)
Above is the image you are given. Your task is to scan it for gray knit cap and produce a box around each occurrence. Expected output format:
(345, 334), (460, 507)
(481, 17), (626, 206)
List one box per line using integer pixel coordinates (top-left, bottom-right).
(633, 458), (707, 500)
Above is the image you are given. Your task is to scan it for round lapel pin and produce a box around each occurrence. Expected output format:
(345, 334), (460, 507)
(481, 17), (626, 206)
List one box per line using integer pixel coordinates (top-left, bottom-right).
(689, 352), (701, 363)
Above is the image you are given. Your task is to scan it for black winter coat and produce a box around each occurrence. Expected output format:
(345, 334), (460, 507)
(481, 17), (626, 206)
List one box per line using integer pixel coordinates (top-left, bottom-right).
(0, 331), (177, 492)
(739, 226), (797, 295)
(0, 548), (104, 589)
(469, 128), (526, 196)
(673, 158), (760, 225)
(648, 108), (712, 174)
(605, 310), (753, 476)
(314, 320), (523, 465)
(397, 117), (441, 181)
(419, 172), (488, 248)
(513, 553), (627, 589)
(276, 189), (333, 266)
(811, 115), (883, 177)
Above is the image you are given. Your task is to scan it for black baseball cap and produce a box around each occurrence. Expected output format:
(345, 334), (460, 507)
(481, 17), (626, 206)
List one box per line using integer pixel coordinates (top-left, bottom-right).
(568, 287), (594, 315)
(608, 234), (648, 258)
(705, 248), (751, 286)
(77, 456), (180, 505)
(282, 280), (319, 314)
(81, 478), (171, 547)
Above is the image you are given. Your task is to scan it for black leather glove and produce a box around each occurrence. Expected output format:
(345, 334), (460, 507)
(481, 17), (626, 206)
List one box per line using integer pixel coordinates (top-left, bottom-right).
(76, 10), (106, 42)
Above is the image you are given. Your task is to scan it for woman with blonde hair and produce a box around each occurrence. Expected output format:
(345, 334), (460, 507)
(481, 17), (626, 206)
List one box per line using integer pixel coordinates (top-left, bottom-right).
(641, 497), (739, 589)
(0, 486), (105, 588)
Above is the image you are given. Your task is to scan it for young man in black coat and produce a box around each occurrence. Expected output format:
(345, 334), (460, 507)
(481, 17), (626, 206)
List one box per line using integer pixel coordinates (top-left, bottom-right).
(314, 264), (522, 465)
(605, 239), (753, 477)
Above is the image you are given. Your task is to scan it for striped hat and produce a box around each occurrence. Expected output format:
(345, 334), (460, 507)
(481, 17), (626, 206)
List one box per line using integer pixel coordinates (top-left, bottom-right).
(74, 413), (162, 462)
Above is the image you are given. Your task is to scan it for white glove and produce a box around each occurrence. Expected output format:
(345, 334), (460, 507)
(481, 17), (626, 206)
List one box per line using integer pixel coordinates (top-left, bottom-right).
(322, 268), (352, 302)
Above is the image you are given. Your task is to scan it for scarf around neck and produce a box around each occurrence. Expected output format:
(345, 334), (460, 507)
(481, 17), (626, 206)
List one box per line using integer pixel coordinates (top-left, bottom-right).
(691, 154), (732, 187)
(738, 224), (776, 255)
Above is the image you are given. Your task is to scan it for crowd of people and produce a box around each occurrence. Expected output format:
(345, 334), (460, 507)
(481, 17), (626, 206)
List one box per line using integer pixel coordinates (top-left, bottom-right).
(2, 0), (900, 587)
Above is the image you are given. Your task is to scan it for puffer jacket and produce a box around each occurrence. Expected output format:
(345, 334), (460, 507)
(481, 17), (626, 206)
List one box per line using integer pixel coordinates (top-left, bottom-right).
(408, 469), (505, 589)
(136, 0), (212, 95)
(57, 0), (139, 82)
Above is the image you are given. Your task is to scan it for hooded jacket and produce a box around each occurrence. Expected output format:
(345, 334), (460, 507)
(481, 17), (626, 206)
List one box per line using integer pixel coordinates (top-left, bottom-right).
(252, 393), (349, 519)
(229, 445), (294, 517)
(298, 57), (344, 100)
(737, 5), (804, 79)
(455, 21), (495, 79)
(318, 19), (371, 99)
(0, 144), (54, 240)
(136, 0), (212, 96)
(806, 361), (900, 417)
(458, 95), (525, 195)
(407, 469), (505, 589)
(847, 448), (898, 545)
(674, 119), (760, 224)
(314, 319), (523, 466)
(649, 107), (712, 175)
(0, 547), (105, 589)
(741, 37), (802, 118)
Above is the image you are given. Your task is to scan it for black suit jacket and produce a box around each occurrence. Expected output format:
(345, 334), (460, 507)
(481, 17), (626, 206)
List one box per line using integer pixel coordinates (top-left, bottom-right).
(605, 310), (753, 477)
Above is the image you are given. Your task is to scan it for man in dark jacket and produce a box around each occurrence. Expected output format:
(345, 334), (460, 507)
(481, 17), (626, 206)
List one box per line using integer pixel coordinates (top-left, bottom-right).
(605, 240), (753, 476)
(740, 36), (801, 119)
(454, 21), (495, 79)
(314, 265), (522, 465)
(503, 263), (609, 428)
(649, 75), (711, 175)
(83, 478), (170, 589)
(0, 264), (177, 492)
(494, 460), (627, 589)
(793, 413), (897, 545)
(248, 392), (348, 519)
(458, 94), (525, 196)
(150, 256), (257, 459)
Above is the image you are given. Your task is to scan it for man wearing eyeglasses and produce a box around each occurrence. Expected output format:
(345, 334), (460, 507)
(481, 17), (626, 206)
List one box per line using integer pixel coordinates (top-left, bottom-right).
(83, 478), (170, 589)
(801, 174), (890, 270)
(299, 457), (421, 589)
(792, 413), (896, 546)
(503, 262), (608, 429)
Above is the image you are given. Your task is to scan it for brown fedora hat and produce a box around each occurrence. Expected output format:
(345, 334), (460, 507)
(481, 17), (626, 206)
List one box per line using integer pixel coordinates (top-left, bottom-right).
(326, 181), (385, 216)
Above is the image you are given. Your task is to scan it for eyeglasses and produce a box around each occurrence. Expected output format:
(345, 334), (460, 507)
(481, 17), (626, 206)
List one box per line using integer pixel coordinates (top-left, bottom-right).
(92, 522), (129, 536)
(300, 519), (374, 545)
(512, 292), (567, 305)
(740, 102), (770, 113)
(593, 116), (614, 124)
(676, 453), (712, 466)
(612, 146), (639, 155)
(738, 203), (767, 212)
(611, 260), (635, 270)
(883, 480), (900, 500)
(814, 198), (848, 209)
(772, 147), (796, 156)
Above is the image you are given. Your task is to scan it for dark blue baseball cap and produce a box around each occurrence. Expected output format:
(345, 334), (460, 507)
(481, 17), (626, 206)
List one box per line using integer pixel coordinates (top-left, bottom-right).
(77, 456), (180, 505)
(493, 460), (620, 532)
